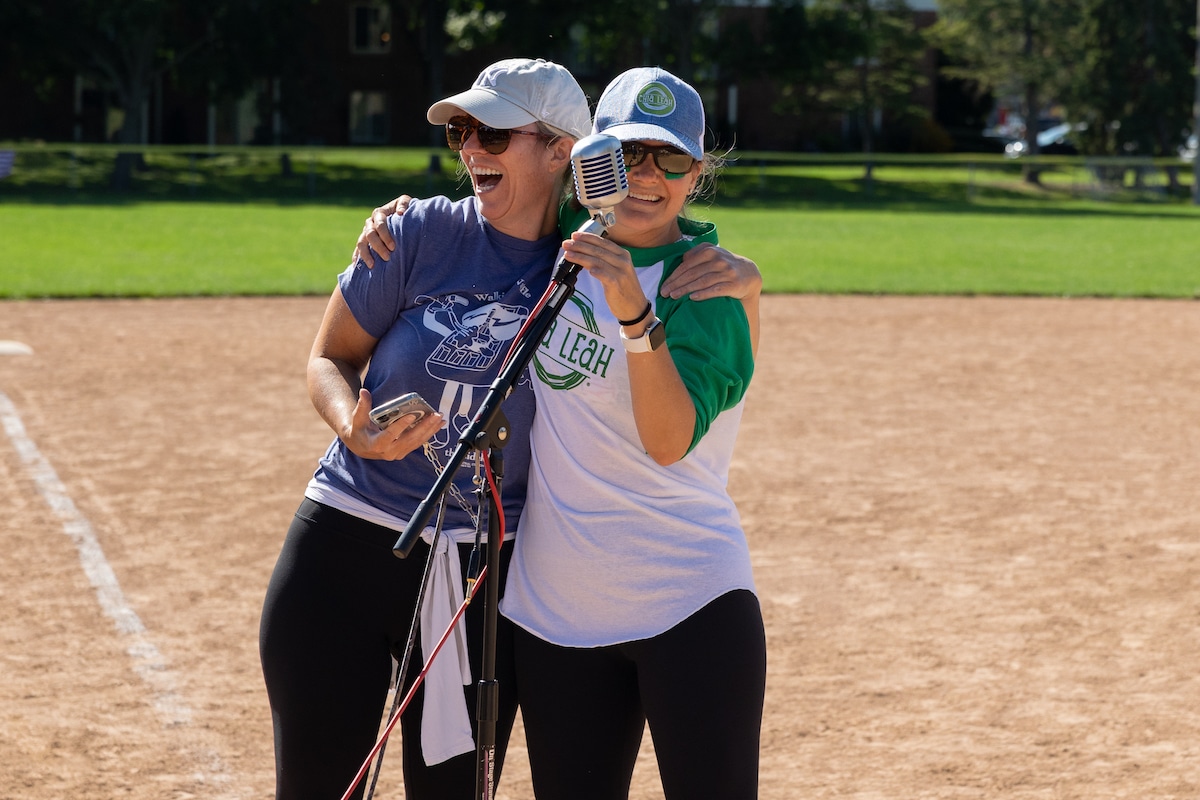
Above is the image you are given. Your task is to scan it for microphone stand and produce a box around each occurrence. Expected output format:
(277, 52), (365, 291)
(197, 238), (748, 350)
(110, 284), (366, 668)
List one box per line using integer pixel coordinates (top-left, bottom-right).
(392, 218), (602, 558)
(474, 446), (502, 800)
(393, 223), (601, 800)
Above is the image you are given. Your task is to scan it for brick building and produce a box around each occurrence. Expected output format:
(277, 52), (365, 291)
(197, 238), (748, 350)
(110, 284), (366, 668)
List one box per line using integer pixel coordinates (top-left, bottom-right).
(2, 1), (961, 153)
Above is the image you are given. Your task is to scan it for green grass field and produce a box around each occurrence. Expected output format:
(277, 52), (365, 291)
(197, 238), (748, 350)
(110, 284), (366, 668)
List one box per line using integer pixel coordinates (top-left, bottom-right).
(1, 148), (1197, 298)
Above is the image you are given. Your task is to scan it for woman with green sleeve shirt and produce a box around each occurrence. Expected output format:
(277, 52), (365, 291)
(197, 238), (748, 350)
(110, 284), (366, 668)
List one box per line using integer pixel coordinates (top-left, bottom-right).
(501, 67), (764, 800)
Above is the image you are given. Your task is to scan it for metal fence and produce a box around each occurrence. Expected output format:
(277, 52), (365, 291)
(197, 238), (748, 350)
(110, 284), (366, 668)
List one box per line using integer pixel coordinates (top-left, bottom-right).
(0, 143), (1195, 205)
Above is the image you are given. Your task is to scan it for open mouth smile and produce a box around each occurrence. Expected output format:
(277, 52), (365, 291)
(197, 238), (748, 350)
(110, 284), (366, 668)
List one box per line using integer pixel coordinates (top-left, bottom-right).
(471, 165), (503, 192)
(627, 190), (663, 203)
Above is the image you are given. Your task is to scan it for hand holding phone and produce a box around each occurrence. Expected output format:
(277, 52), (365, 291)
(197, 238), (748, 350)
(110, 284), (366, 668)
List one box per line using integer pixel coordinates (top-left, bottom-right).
(369, 392), (437, 430)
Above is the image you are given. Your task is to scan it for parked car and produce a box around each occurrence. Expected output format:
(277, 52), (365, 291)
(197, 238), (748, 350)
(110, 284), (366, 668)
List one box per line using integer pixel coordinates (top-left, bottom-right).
(1180, 133), (1198, 161)
(1003, 122), (1080, 158)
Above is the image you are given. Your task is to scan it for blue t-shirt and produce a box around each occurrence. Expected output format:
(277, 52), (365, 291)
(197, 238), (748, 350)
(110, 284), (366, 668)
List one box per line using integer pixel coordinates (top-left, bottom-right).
(310, 196), (556, 537)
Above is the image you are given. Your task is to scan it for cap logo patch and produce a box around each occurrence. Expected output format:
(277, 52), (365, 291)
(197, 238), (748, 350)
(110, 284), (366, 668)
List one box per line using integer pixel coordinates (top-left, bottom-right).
(635, 82), (675, 117)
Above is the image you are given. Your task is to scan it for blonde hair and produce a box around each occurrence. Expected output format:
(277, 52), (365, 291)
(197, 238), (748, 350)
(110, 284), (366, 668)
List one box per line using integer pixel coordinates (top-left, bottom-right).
(677, 146), (731, 224)
(688, 148), (727, 204)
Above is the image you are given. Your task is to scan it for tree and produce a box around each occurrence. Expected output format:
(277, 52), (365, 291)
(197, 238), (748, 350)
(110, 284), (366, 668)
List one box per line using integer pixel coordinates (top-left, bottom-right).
(806, 0), (929, 174)
(1194, 0), (1200, 205)
(3, 2), (181, 152)
(929, 0), (1081, 183)
(1058, 0), (1197, 192)
(0, 0), (318, 188)
(472, 0), (726, 82)
(718, 0), (927, 156)
(1067, 0), (1192, 155)
(700, 0), (814, 148)
(733, 0), (823, 114)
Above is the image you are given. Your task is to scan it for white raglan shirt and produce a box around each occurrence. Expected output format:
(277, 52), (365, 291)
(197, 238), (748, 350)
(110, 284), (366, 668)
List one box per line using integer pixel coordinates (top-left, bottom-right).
(501, 215), (756, 647)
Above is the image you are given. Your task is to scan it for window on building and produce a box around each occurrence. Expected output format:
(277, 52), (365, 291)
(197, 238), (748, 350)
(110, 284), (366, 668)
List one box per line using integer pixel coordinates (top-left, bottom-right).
(350, 2), (392, 55)
(349, 90), (389, 144)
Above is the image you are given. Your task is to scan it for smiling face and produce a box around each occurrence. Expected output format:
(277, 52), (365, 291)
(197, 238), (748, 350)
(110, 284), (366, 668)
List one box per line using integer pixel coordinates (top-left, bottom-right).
(454, 115), (573, 241)
(607, 140), (701, 249)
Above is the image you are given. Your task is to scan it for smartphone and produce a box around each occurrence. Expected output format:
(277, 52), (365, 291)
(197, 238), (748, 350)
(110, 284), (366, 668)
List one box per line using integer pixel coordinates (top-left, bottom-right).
(369, 392), (437, 430)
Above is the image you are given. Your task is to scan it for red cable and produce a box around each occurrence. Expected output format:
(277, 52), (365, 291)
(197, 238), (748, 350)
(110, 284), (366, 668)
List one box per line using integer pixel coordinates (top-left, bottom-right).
(339, 563), (488, 800)
(339, 456), (507, 800)
(483, 450), (505, 536)
(502, 276), (558, 368)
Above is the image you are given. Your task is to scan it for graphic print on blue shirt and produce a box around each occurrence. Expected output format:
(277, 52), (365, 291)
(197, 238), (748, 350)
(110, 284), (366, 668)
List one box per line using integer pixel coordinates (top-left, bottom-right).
(419, 293), (531, 451)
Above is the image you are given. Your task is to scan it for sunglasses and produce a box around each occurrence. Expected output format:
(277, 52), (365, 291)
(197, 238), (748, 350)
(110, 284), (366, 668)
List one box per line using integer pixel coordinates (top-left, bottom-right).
(445, 115), (552, 154)
(621, 142), (696, 176)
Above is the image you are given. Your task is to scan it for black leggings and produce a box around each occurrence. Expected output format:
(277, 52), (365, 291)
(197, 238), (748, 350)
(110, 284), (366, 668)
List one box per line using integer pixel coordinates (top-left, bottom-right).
(513, 589), (767, 800)
(259, 499), (517, 800)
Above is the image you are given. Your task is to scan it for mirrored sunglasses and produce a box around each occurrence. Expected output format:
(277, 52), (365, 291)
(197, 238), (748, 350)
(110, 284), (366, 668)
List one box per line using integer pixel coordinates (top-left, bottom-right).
(446, 115), (552, 155)
(621, 142), (696, 176)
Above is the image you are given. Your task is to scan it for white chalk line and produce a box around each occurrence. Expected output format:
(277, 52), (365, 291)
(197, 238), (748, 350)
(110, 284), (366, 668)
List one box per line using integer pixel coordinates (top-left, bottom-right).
(0, 340), (35, 356)
(0, 389), (239, 794)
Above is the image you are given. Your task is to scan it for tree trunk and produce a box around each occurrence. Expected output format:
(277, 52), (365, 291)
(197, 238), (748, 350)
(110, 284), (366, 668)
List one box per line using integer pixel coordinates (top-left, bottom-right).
(1021, 10), (1041, 186)
(111, 83), (148, 192)
(1193, 0), (1200, 205)
(102, 27), (158, 192)
(424, 0), (448, 176)
(860, 37), (874, 190)
(667, 0), (696, 83)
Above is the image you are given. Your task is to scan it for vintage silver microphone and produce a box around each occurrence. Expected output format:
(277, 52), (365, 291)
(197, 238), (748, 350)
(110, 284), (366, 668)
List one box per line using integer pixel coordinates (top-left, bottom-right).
(572, 133), (629, 229)
(552, 133), (629, 283)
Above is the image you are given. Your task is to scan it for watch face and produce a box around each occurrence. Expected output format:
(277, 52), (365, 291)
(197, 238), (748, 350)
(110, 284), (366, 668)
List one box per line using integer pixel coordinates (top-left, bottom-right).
(620, 317), (665, 354)
(647, 319), (666, 350)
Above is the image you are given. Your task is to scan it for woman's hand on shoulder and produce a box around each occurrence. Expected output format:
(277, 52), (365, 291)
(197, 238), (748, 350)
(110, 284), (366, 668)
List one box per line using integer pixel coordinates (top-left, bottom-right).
(659, 243), (761, 301)
(351, 195), (415, 268)
(343, 388), (444, 461)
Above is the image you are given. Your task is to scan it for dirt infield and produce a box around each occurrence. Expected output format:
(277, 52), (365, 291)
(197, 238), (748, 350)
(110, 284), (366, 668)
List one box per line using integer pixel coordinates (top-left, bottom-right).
(2, 295), (1198, 800)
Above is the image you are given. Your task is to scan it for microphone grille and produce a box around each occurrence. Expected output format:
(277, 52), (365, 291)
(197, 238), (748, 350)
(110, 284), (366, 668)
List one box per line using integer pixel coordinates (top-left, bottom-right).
(571, 135), (629, 211)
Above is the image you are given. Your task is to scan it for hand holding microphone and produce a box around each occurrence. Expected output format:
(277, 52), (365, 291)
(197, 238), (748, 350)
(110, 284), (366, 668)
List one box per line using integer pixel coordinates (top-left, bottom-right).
(558, 135), (650, 324)
(551, 134), (629, 284)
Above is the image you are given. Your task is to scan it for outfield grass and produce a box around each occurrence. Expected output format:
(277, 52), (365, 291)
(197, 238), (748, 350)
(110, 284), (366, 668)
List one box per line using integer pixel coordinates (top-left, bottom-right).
(708, 205), (1200, 297)
(1, 149), (1197, 298)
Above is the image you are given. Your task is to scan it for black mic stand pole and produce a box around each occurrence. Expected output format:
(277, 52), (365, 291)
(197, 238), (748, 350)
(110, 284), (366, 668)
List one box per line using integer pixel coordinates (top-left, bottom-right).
(474, 446), (502, 800)
(391, 253), (589, 800)
(392, 254), (587, 560)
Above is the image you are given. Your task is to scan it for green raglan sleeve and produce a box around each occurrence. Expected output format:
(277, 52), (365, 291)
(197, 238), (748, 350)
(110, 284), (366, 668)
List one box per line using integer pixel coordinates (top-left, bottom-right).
(656, 288), (755, 454)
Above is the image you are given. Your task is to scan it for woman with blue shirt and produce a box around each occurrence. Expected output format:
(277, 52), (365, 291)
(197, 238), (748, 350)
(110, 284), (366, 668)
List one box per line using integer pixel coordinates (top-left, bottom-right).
(258, 58), (591, 800)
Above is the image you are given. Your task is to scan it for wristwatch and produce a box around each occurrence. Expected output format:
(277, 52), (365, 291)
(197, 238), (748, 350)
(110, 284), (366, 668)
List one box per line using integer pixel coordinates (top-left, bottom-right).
(620, 317), (666, 353)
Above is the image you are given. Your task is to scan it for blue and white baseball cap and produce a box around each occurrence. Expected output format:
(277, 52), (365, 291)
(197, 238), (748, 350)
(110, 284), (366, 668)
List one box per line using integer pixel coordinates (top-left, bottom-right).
(592, 67), (705, 159)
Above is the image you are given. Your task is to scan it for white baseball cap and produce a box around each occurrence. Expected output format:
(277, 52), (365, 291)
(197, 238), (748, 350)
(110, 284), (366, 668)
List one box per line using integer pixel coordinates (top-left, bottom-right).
(427, 58), (591, 140)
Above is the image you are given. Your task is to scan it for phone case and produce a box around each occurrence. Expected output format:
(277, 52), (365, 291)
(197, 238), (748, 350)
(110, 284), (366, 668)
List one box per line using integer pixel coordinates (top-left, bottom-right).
(370, 392), (435, 429)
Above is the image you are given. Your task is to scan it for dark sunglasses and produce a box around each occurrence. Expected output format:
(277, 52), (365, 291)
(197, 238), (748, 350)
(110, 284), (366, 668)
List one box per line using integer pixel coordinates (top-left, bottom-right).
(621, 142), (696, 176)
(446, 115), (552, 154)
